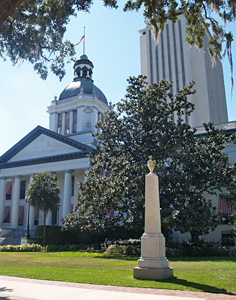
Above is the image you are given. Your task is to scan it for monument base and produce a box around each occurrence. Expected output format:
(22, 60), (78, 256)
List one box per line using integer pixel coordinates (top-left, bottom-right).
(133, 266), (173, 280)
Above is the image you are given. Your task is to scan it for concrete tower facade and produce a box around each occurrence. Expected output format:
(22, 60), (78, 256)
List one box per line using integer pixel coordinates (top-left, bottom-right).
(139, 14), (228, 127)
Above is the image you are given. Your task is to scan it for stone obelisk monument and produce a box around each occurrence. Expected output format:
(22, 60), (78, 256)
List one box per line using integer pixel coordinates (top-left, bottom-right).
(133, 156), (173, 280)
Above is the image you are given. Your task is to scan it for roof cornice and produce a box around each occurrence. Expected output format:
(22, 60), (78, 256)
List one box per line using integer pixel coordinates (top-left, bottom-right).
(0, 126), (96, 164)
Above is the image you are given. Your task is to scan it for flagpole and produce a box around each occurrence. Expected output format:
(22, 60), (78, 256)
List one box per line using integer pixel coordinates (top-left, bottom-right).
(83, 26), (85, 54)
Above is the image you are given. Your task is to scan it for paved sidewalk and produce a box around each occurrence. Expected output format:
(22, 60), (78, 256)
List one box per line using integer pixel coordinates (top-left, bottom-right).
(0, 276), (235, 300)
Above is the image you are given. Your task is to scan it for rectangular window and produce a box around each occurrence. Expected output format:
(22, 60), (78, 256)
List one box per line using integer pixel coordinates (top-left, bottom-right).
(34, 208), (39, 226)
(4, 207), (10, 222)
(65, 111), (70, 134)
(71, 175), (75, 196)
(218, 196), (233, 224)
(52, 211), (57, 225)
(20, 181), (26, 199)
(218, 196), (232, 214)
(73, 110), (77, 133)
(5, 182), (12, 200)
(18, 206), (24, 225)
(58, 113), (62, 134)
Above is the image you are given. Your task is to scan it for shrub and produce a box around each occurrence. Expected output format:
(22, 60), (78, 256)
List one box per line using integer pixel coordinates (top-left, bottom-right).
(35, 225), (64, 246)
(102, 239), (141, 256)
(46, 244), (61, 252)
(166, 243), (236, 257)
(104, 239), (236, 257)
(0, 244), (42, 252)
(46, 243), (101, 252)
(106, 245), (127, 255)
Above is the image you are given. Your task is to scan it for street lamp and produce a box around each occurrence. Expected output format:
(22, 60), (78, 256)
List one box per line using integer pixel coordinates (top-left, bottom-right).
(25, 198), (30, 239)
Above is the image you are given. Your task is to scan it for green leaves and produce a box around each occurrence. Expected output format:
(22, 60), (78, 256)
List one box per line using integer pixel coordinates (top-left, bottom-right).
(63, 76), (236, 244)
(27, 172), (60, 213)
(27, 172), (60, 246)
(0, 0), (235, 80)
(0, 0), (78, 80)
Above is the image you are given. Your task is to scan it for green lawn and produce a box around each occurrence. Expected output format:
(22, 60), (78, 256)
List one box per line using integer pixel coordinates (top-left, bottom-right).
(0, 252), (235, 295)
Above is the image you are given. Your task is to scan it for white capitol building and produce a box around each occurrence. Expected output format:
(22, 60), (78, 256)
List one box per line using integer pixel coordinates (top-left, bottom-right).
(0, 18), (235, 245)
(0, 54), (109, 238)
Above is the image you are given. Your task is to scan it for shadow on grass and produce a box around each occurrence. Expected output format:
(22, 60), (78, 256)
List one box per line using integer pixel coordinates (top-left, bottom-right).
(169, 257), (236, 263)
(160, 277), (234, 295)
(96, 254), (137, 261)
(95, 255), (236, 263)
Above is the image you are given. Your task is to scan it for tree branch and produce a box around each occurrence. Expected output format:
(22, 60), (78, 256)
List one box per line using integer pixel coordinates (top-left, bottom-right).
(0, 0), (25, 25)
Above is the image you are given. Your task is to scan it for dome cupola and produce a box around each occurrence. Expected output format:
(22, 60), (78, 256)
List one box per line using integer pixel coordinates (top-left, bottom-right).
(73, 54), (93, 80)
(47, 54), (109, 148)
(58, 54), (107, 104)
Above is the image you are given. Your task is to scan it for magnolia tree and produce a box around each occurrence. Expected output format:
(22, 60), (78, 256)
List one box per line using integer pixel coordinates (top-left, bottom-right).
(62, 76), (236, 244)
(0, 0), (235, 81)
(27, 172), (60, 247)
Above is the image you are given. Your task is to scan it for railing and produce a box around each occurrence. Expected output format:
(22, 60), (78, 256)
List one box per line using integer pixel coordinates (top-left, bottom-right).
(195, 121), (236, 134)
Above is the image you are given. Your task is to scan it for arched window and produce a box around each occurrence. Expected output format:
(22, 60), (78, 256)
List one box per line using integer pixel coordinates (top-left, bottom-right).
(57, 113), (62, 134)
(73, 110), (77, 133)
(82, 67), (87, 77)
(65, 111), (70, 134)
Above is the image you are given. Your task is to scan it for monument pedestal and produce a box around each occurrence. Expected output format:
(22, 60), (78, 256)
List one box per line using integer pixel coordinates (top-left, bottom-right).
(133, 266), (173, 280)
(133, 233), (173, 280)
(133, 156), (173, 280)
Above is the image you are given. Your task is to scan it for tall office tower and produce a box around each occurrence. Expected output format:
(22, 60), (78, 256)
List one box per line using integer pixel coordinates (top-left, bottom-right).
(139, 14), (228, 128)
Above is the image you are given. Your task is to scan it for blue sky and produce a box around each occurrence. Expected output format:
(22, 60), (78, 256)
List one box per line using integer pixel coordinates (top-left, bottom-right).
(0, 2), (235, 156)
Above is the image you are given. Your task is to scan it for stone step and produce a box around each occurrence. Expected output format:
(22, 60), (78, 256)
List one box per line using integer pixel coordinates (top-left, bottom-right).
(1, 228), (35, 245)
(0, 237), (6, 245)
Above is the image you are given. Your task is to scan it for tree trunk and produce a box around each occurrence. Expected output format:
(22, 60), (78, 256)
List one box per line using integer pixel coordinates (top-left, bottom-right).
(0, 0), (25, 25)
(43, 210), (46, 248)
(190, 232), (200, 245)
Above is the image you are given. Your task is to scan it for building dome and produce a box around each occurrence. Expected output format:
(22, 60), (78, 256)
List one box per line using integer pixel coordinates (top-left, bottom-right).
(59, 54), (108, 104)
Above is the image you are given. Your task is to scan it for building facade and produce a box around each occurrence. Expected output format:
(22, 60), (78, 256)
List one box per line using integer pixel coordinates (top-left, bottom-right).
(0, 54), (109, 237)
(139, 14), (228, 128)
(0, 50), (235, 246)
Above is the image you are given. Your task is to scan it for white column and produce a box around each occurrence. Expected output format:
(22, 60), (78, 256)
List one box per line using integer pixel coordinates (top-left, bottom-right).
(11, 176), (21, 228)
(83, 169), (88, 182)
(39, 211), (44, 226)
(62, 112), (66, 135)
(93, 109), (98, 132)
(49, 112), (58, 132)
(0, 177), (6, 224)
(77, 107), (83, 132)
(62, 170), (72, 217)
(28, 175), (35, 227)
(46, 211), (52, 225)
(69, 110), (73, 134)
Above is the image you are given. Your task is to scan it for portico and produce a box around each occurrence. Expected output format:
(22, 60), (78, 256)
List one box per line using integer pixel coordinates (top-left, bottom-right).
(0, 131), (92, 229)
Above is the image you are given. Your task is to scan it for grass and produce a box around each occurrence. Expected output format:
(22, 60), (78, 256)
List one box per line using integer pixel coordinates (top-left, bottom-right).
(0, 252), (235, 295)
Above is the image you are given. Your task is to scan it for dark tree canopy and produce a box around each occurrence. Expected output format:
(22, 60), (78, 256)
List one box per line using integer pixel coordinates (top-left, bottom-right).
(27, 172), (60, 246)
(0, 0), (235, 82)
(62, 76), (236, 244)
